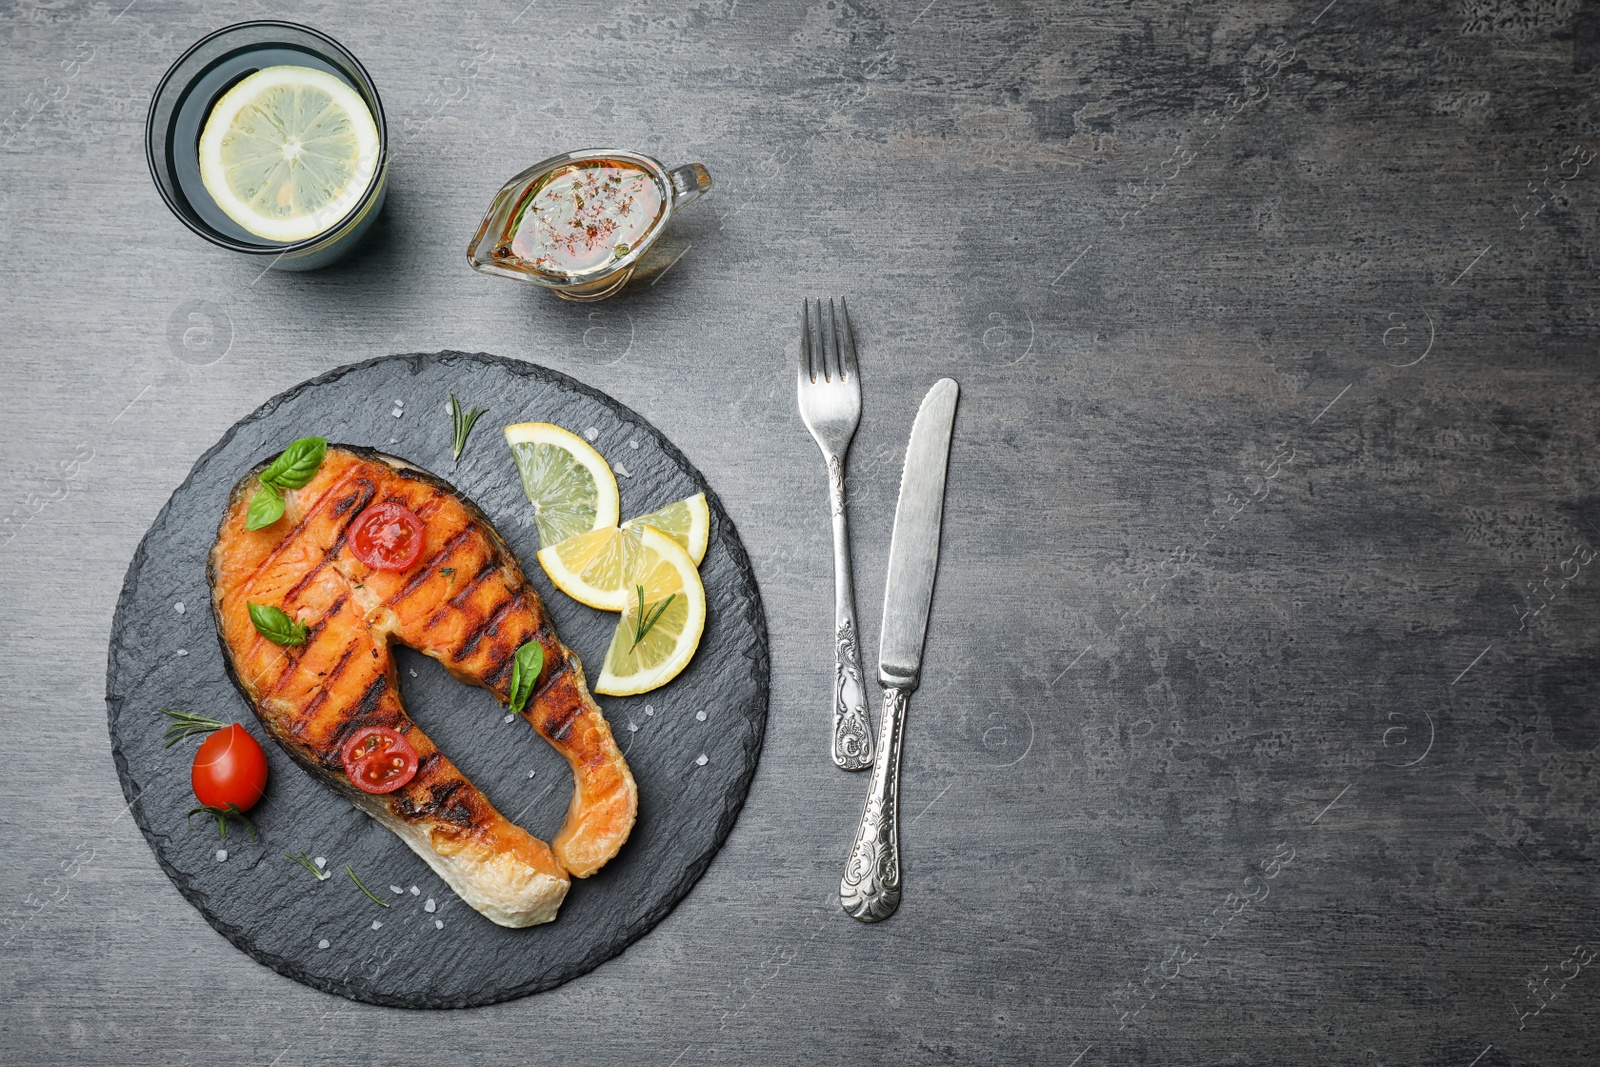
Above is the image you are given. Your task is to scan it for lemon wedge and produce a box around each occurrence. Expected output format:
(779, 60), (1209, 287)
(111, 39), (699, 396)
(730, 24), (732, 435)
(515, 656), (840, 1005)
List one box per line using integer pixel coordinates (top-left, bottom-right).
(198, 66), (380, 243)
(536, 525), (642, 611)
(623, 492), (709, 565)
(505, 422), (620, 548)
(593, 525), (706, 696)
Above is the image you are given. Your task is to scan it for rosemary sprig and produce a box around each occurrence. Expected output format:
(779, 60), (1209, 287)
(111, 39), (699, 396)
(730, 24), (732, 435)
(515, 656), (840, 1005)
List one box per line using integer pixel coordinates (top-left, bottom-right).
(286, 851), (329, 881)
(161, 709), (227, 748)
(187, 803), (256, 843)
(629, 585), (676, 653)
(346, 864), (390, 908)
(449, 394), (488, 461)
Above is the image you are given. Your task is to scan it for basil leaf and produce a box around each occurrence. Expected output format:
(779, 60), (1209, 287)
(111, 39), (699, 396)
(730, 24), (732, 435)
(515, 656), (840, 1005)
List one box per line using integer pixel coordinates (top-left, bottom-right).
(248, 601), (309, 646)
(507, 639), (544, 715)
(260, 436), (328, 490)
(244, 484), (285, 530)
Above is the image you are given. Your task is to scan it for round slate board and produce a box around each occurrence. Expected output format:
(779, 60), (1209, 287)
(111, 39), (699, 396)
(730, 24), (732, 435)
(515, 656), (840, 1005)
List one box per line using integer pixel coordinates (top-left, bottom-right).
(105, 352), (769, 1008)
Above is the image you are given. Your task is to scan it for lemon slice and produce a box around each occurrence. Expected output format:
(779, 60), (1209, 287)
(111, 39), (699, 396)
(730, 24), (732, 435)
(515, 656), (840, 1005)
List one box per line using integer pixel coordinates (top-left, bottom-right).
(594, 525), (706, 696)
(536, 526), (642, 611)
(505, 422), (620, 548)
(198, 66), (380, 243)
(623, 492), (710, 566)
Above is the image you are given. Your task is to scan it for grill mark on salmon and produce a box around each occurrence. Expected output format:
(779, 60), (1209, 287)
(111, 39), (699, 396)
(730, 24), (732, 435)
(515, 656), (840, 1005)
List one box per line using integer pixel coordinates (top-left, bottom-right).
(210, 445), (637, 927)
(282, 487), (375, 602)
(453, 590), (519, 664)
(448, 556), (502, 609)
(387, 527), (475, 609)
(538, 680), (583, 743)
(240, 465), (367, 588)
(297, 643), (358, 721)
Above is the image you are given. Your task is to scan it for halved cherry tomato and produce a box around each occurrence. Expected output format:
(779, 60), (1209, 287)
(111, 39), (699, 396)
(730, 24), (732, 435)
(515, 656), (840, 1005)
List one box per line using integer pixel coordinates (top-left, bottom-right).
(192, 723), (269, 811)
(348, 501), (425, 571)
(341, 725), (419, 794)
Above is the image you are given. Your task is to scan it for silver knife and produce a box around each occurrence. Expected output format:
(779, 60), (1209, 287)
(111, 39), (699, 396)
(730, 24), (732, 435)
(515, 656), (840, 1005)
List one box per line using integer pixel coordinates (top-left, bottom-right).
(840, 377), (959, 922)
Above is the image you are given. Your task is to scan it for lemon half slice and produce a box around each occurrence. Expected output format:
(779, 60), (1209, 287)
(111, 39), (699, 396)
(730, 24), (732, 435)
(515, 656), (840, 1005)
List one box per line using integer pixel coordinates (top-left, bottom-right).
(624, 492), (710, 566)
(594, 525), (706, 696)
(505, 422), (620, 548)
(198, 65), (380, 243)
(537, 526), (644, 611)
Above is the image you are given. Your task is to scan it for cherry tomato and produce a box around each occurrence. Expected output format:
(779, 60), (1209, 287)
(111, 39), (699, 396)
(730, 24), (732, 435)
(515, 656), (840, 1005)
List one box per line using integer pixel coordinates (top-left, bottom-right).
(348, 501), (425, 571)
(341, 726), (419, 794)
(192, 723), (269, 811)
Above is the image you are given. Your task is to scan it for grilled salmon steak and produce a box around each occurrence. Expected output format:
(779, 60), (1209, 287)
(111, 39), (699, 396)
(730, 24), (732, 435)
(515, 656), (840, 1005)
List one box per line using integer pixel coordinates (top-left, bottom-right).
(208, 445), (638, 927)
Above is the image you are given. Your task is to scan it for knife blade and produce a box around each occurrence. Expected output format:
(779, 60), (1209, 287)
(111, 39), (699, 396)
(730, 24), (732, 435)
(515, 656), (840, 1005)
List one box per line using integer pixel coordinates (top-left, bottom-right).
(877, 377), (959, 690)
(840, 377), (958, 923)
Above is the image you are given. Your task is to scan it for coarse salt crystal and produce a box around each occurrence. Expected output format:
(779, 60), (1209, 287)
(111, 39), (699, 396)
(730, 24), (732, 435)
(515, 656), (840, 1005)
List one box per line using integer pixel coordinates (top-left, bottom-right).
(627, 722), (638, 733)
(395, 399), (405, 406)
(629, 439), (639, 450)
(314, 857), (326, 869)
(424, 898), (436, 913)
(503, 713), (515, 724)
(391, 408), (403, 419)
(696, 711), (707, 721)
(173, 601), (185, 614)
(409, 886), (419, 896)
(317, 939), (330, 950)
(613, 463), (631, 478)
(409, 668), (417, 678)
(695, 754), (708, 767)
(584, 427), (598, 440)
(527, 769), (537, 778)
(390, 885), (403, 895)
(388, 437), (397, 444)
(644, 705), (654, 716)
(216, 849), (228, 861)
(176, 649), (188, 657)
(434, 919), (444, 930)
(371, 920), (382, 931)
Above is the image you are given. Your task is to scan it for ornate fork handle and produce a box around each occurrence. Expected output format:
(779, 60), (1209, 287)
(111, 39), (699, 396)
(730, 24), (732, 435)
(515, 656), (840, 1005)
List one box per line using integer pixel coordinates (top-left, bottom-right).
(828, 454), (874, 771)
(841, 686), (908, 922)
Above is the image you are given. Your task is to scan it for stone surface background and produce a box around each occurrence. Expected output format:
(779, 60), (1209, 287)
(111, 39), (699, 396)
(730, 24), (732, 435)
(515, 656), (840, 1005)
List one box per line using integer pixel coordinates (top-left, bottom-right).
(4, 0), (1600, 1063)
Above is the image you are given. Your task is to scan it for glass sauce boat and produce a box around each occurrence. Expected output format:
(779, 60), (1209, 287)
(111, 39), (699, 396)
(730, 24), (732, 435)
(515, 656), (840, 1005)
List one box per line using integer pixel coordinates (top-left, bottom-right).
(467, 149), (712, 301)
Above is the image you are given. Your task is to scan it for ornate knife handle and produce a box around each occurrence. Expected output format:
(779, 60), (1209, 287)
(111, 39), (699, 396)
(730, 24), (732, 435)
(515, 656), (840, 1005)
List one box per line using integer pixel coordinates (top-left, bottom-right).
(828, 455), (874, 771)
(841, 686), (909, 922)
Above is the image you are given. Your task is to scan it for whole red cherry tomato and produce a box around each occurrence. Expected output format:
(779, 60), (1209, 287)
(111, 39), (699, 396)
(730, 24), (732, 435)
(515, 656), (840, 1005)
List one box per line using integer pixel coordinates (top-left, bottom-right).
(348, 501), (425, 571)
(192, 723), (269, 811)
(341, 725), (419, 794)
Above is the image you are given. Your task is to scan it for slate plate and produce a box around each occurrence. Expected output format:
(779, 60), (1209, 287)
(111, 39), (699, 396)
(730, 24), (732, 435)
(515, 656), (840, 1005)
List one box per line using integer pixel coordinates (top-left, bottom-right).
(104, 352), (769, 1008)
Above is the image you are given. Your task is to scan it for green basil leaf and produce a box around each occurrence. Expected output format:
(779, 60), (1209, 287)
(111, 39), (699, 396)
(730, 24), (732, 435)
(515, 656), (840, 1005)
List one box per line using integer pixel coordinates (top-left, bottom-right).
(248, 601), (309, 646)
(260, 436), (328, 490)
(244, 484), (285, 530)
(507, 639), (544, 715)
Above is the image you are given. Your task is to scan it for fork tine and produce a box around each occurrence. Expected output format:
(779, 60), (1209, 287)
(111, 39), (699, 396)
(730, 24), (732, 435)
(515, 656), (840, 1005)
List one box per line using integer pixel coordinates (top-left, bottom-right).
(812, 297), (831, 382)
(800, 298), (815, 383)
(837, 297), (859, 383)
(825, 298), (841, 382)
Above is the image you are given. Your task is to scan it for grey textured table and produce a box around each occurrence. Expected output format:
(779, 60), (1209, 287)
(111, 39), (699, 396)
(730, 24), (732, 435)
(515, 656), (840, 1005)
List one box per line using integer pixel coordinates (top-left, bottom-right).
(3, 1), (1598, 1063)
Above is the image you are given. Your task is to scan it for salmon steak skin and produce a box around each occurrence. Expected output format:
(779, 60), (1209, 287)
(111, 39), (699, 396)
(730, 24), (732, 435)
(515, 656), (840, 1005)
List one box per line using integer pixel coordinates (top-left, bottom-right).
(208, 445), (638, 928)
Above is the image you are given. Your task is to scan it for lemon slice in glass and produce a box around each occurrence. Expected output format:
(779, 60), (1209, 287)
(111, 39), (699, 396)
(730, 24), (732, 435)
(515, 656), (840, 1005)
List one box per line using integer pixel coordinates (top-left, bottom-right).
(198, 65), (380, 243)
(505, 422), (620, 548)
(623, 492), (710, 565)
(593, 525), (706, 696)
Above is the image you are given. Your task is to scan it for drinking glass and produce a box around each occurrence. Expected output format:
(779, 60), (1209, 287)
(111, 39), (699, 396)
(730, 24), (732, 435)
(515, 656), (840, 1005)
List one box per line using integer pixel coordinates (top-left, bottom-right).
(145, 21), (389, 272)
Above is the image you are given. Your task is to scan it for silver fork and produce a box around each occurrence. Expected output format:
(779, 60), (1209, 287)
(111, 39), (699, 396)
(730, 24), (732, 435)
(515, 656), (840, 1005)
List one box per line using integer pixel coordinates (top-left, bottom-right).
(798, 298), (874, 771)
